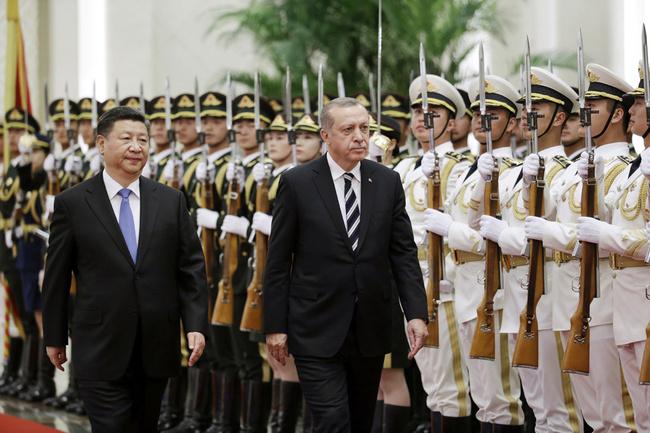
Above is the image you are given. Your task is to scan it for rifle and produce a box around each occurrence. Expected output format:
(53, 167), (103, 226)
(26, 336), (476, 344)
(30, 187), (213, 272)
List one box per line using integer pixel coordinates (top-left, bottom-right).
(318, 64), (326, 154)
(640, 24), (650, 385)
(44, 83), (60, 196)
(470, 43), (501, 360)
(302, 74), (312, 115)
(195, 78), (215, 315)
(512, 38), (546, 369)
(241, 72), (267, 332)
(212, 72), (238, 326)
(165, 77), (180, 189)
(337, 72), (346, 98)
(63, 83), (80, 187)
(562, 29), (599, 375)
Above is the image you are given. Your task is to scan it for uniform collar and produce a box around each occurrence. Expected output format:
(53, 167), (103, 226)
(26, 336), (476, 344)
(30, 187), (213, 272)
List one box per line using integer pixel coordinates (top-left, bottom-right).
(208, 147), (231, 163)
(153, 147), (172, 163)
(242, 151), (260, 165)
(538, 145), (565, 159)
(433, 140), (454, 155)
(272, 163), (293, 177)
(595, 141), (628, 159)
(181, 146), (202, 161)
(492, 147), (512, 159)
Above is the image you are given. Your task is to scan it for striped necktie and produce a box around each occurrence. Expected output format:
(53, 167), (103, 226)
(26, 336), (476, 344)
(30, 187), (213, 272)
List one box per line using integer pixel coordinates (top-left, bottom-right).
(344, 172), (360, 251)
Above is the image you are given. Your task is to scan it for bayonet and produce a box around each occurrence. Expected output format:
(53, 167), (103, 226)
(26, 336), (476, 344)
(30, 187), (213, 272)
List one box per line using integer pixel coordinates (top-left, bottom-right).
(139, 82), (146, 116)
(368, 73), (376, 113)
(254, 71), (266, 169)
(337, 72), (345, 98)
(525, 36), (540, 156)
(225, 72), (238, 162)
(195, 76), (206, 163)
(63, 83), (71, 132)
(317, 64), (324, 126)
(285, 67), (297, 166)
(369, 0), (391, 162)
(478, 42), (494, 158)
(302, 74), (312, 115)
(643, 24), (650, 124)
(44, 83), (52, 140)
(114, 80), (120, 105)
(164, 76), (177, 179)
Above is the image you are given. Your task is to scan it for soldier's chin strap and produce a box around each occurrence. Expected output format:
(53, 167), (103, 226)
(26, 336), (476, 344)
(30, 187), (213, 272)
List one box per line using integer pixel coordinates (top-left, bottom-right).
(434, 110), (452, 143)
(592, 101), (619, 140)
(537, 105), (560, 139)
(492, 112), (513, 143)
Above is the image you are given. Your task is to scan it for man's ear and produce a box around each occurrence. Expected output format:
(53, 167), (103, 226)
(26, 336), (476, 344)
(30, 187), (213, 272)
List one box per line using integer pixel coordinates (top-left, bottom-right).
(97, 135), (105, 154)
(320, 128), (328, 144)
(553, 110), (567, 128)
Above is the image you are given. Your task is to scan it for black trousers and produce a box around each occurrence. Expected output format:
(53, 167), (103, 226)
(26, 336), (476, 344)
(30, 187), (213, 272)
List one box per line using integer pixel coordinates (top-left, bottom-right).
(77, 329), (167, 433)
(230, 292), (263, 381)
(294, 331), (384, 433)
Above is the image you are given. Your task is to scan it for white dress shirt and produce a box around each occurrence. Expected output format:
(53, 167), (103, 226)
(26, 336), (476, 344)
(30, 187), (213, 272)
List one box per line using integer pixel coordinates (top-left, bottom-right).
(103, 170), (141, 243)
(326, 152), (361, 229)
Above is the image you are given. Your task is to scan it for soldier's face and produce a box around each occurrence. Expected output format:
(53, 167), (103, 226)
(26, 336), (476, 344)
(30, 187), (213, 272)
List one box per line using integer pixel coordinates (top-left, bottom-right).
(520, 101), (565, 140)
(410, 105), (452, 150)
(54, 119), (77, 145)
(202, 117), (227, 147)
(471, 108), (514, 146)
(98, 119), (149, 178)
(174, 118), (198, 145)
(150, 119), (168, 148)
(561, 114), (583, 146)
(8, 128), (24, 152)
(450, 114), (471, 143)
(234, 120), (256, 150)
(320, 105), (369, 166)
(79, 119), (94, 145)
(296, 131), (321, 163)
(587, 99), (624, 137)
(628, 97), (649, 138)
(266, 131), (291, 164)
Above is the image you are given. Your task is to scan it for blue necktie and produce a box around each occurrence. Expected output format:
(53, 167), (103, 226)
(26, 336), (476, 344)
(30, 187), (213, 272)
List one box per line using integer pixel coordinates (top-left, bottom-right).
(118, 188), (137, 263)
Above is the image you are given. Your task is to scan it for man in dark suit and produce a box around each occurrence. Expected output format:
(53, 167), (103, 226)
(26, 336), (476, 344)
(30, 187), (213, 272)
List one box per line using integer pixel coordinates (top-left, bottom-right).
(264, 97), (428, 433)
(42, 106), (209, 433)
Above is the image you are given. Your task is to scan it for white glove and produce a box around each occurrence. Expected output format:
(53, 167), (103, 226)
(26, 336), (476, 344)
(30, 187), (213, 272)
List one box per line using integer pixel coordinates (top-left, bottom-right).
(641, 149), (650, 181)
(45, 195), (56, 215)
(18, 135), (32, 156)
(423, 208), (453, 237)
(576, 151), (604, 181)
(196, 208), (219, 230)
(252, 162), (269, 183)
(421, 151), (436, 178)
(4, 231), (12, 249)
(221, 215), (250, 238)
(195, 161), (216, 183)
(14, 225), (23, 239)
(576, 216), (610, 244)
(439, 279), (453, 294)
(524, 216), (547, 241)
(89, 154), (102, 174)
(43, 154), (56, 172)
(252, 212), (272, 236)
(64, 155), (83, 175)
(477, 153), (496, 181)
(522, 153), (541, 186)
(163, 159), (184, 181)
(225, 162), (245, 187)
(479, 215), (507, 243)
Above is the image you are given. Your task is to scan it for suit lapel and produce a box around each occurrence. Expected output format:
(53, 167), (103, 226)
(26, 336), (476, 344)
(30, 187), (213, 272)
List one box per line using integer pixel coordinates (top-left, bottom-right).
(312, 156), (353, 255)
(356, 160), (376, 253)
(135, 177), (159, 268)
(84, 174), (134, 267)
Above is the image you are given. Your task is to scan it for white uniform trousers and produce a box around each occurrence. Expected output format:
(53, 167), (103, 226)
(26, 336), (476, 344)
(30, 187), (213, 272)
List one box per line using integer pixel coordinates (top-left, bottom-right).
(618, 340), (650, 433)
(561, 326), (636, 433)
(458, 312), (523, 425)
(414, 301), (471, 417)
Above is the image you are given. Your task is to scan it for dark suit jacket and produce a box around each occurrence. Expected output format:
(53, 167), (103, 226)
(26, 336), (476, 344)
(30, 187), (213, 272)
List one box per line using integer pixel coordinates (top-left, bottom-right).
(263, 155), (427, 358)
(42, 173), (208, 381)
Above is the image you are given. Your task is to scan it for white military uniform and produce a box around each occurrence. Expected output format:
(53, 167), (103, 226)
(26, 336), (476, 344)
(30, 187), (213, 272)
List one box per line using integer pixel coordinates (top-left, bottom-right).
(600, 156), (650, 433)
(395, 140), (471, 418)
(497, 145), (583, 433)
(543, 141), (636, 433)
(447, 146), (523, 426)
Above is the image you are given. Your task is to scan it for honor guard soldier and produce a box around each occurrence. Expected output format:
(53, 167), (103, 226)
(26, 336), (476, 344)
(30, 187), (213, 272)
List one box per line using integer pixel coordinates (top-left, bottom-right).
(218, 92), (274, 433)
(290, 96), (307, 123)
(269, 98), (284, 117)
(478, 68), (582, 432)
(353, 92), (372, 111)
(15, 132), (55, 402)
(427, 75), (525, 431)
(526, 63), (636, 432)
(380, 93), (411, 163)
(0, 108), (40, 401)
(367, 114), (402, 167)
(294, 114), (322, 164)
(576, 64), (650, 432)
(78, 97), (102, 180)
(393, 74), (473, 431)
(148, 95), (173, 182)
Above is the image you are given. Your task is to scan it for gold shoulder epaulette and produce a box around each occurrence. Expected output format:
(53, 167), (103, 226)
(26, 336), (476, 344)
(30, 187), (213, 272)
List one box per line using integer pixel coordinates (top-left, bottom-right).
(552, 154), (572, 168)
(502, 157), (522, 168)
(444, 151), (466, 162)
(618, 155), (635, 164)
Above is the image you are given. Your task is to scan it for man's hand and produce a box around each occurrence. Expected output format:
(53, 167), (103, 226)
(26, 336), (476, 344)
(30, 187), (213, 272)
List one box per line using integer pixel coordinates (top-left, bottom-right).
(406, 319), (428, 359)
(266, 333), (289, 366)
(46, 346), (67, 371)
(187, 332), (206, 367)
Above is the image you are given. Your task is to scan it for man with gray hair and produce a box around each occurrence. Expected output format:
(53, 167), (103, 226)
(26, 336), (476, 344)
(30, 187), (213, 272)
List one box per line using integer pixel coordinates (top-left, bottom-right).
(263, 97), (428, 433)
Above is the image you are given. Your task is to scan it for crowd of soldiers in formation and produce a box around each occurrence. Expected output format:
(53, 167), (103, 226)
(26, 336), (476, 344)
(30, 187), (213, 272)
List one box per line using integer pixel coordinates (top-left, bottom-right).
(1, 47), (650, 433)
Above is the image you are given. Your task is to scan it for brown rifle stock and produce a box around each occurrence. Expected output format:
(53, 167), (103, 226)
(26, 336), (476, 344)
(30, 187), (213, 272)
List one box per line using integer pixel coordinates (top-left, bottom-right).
(211, 177), (240, 326)
(640, 322), (650, 384)
(425, 165), (443, 347)
(562, 156), (597, 374)
(470, 164), (501, 360)
(201, 177), (215, 316)
(240, 178), (269, 332)
(512, 162), (545, 368)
